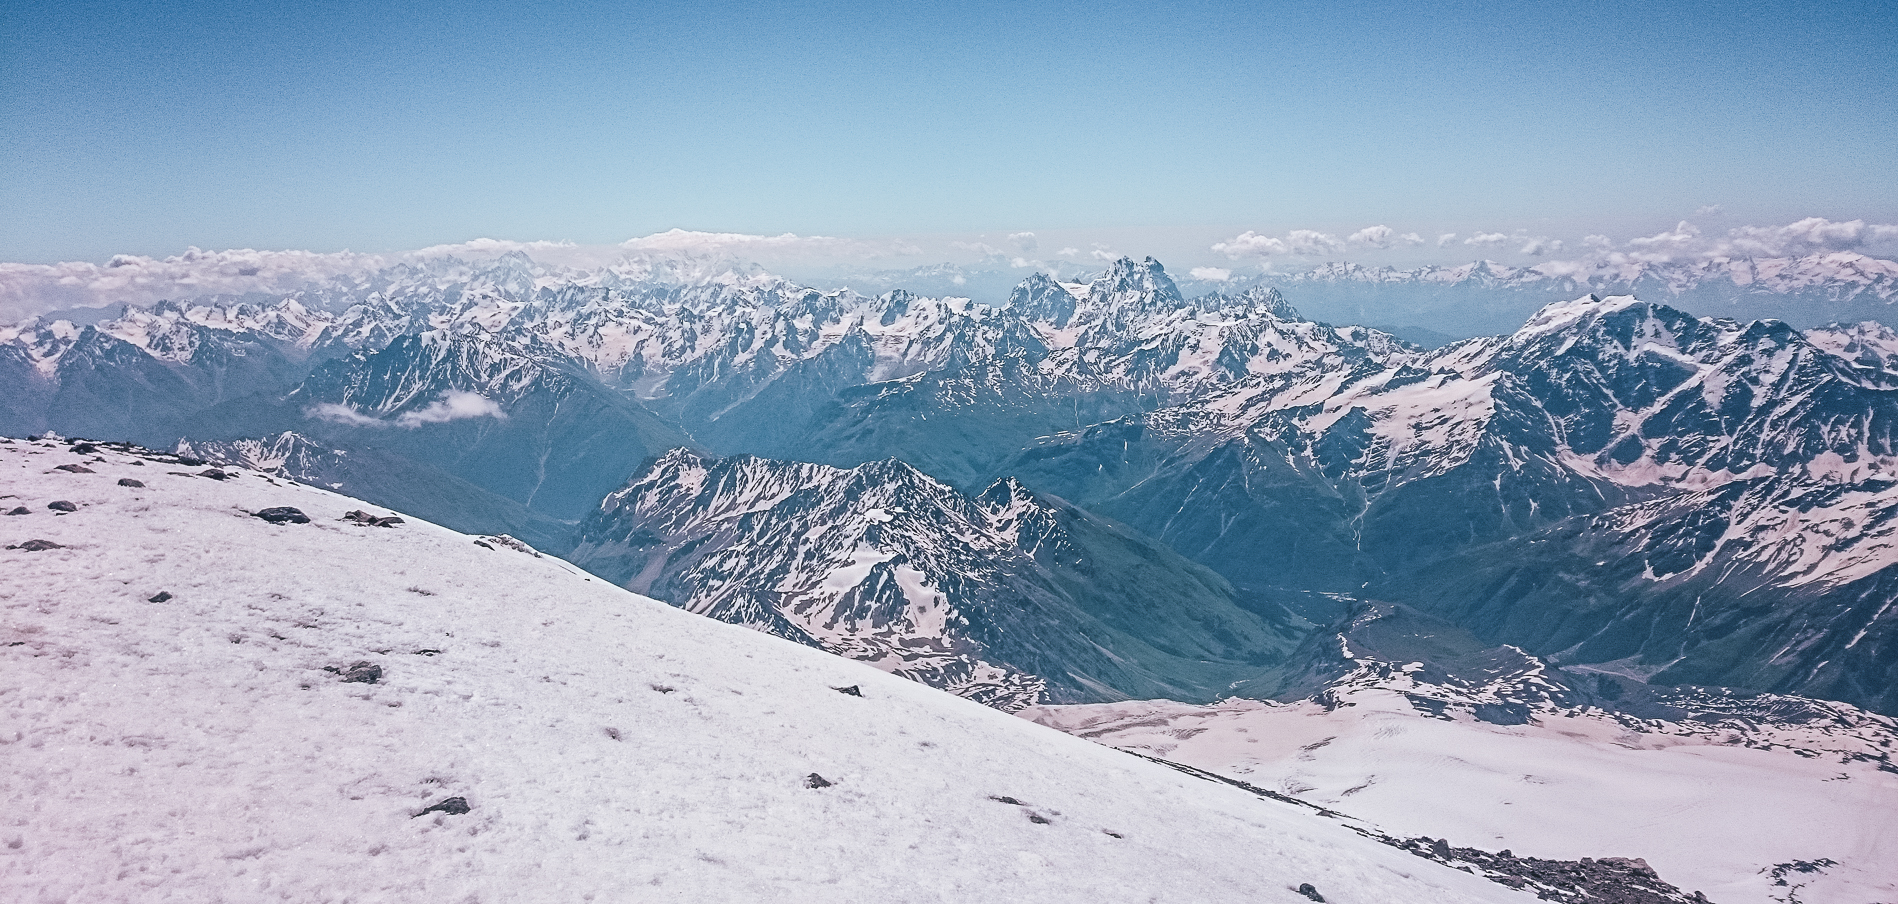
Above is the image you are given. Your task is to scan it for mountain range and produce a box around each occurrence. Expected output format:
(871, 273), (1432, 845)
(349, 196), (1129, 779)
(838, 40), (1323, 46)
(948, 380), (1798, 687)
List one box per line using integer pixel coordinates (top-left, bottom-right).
(4, 252), (1896, 720)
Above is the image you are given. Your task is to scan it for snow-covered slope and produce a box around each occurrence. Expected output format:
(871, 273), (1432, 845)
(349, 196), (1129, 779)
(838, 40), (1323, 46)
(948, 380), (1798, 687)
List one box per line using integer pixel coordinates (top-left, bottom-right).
(1026, 602), (1898, 904)
(0, 435), (1531, 903)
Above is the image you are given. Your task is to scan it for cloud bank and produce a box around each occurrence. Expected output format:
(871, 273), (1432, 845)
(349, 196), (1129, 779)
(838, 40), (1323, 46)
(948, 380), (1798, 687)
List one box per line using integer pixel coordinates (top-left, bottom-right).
(308, 390), (507, 429)
(0, 231), (924, 321)
(1212, 216), (1898, 268)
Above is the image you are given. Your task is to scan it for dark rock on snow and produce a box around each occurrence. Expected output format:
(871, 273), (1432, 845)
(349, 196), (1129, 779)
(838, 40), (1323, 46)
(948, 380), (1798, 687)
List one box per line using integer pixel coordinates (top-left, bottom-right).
(5, 506), (29, 515)
(832, 685), (862, 697)
(117, 478), (145, 488)
(415, 797), (470, 817)
(340, 661), (383, 684)
(47, 501), (77, 512)
(252, 507), (310, 524)
(342, 509), (405, 527)
(805, 773), (833, 789)
(198, 469), (231, 480)
(54, 464), (93, 474)
(1296, 883), (1325, 903)
(11, 539), (64, 551)
(148, 591), (173, 603)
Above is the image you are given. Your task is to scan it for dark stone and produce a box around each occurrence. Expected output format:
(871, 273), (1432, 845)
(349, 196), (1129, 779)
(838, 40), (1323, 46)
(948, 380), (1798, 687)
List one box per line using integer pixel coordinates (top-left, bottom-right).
(70, 443), (97, 454)
(4, 507), (28, 515)
(1430, 837), (1452, 858)
(12, 539), (63, 551)
(252, 507), (310, 524)
(415, 796), (470, 817)
(343, 510), (404, 527)
(988, 796), (1024, 805)
(1026, 812), (1052, 824)
(805, 773), (833, 789)
(1296, 883), (1325, 902)
(54, 464), (93, 474)
(149, 591), (172, 603)
(199, 469), (231, 480)
(175, 457), (206, 467)
(117, 478), (145, 488)
(47, 501), (77, 512)
(833, 684), (862, 696)
(341, 661), (383, 684)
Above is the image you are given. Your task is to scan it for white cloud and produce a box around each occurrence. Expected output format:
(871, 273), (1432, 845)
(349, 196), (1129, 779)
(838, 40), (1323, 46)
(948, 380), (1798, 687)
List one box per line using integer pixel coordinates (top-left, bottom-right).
(1212, 229), (1342, 259)
(396, 390), (507, 427)
(1437, 233), (1458, 247)
(1188, 267), (1232, 281)
(1286, 230), (1343, 256)
(1056, 247), (1079, 257)
(1520, 237), (1564, 256)
(1347, 225), (1396, 248)
(308, 390), (506, 429)
(1723, 217), (1898, 258)
(1695, 204), (1725, 217)
(1626, 221), (1701, 253)
(1463, 232), (1510, 247)
(1211, 232), (1286, 258)
(1007, 232), (1038, 253)
(1582, 234), (1613, 251)
(306, 403), (387, 428)
(1398, 232), (1425, 245)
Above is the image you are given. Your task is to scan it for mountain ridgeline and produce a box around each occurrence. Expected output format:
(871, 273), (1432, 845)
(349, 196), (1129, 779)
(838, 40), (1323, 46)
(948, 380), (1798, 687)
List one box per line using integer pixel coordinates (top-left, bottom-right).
(5, 252), (1897, 714)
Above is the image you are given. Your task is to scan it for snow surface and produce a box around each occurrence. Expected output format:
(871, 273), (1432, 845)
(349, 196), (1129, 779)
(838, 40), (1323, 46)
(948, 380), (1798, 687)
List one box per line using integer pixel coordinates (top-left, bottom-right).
(0, 438), (1528, 902)
(1027, 691), (1898, 904)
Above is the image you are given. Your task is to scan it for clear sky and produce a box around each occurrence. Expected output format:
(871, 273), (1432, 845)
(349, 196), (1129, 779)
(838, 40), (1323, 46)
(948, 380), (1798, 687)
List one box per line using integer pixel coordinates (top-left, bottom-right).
(2, 0), (1895, 267)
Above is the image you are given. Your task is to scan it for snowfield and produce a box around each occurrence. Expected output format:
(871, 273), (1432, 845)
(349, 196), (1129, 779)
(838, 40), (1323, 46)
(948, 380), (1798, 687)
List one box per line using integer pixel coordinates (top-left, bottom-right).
(1027, 690), (1898, 904)
(0, 437), (1526, 903)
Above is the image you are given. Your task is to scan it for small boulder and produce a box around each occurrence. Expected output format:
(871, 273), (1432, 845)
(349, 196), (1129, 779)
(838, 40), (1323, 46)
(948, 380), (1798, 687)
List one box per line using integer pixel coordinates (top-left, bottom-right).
(11, 539), (63, 551)
(47, 501), (77, 512)
(341, 661), (383, 684)
(1296, 883), (1325, 902)
(70, 443), (97, 454)
(805, 773), (833, 789)
(342, 510), (404, 527)
(252, 507), (310, 524)
(148, 591), (173, 603)
(833, 685), (862, 697)
(117, 478), (145, 488)
(198, 469), (231, 480)
(4, 507), (29, 516)
(53, 464), (93, 474)
(175, 457), (206, 467)
(415, 797), (470, 817)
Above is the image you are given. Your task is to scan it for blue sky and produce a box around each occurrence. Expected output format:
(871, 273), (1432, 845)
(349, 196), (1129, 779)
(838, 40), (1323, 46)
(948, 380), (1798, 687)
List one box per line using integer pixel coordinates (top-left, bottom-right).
(2, 0), (1895, 268)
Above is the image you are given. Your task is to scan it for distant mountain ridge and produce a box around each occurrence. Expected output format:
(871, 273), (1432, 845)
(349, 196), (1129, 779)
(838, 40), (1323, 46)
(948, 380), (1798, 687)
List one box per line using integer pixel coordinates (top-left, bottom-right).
(569, 449), (1305, 709)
